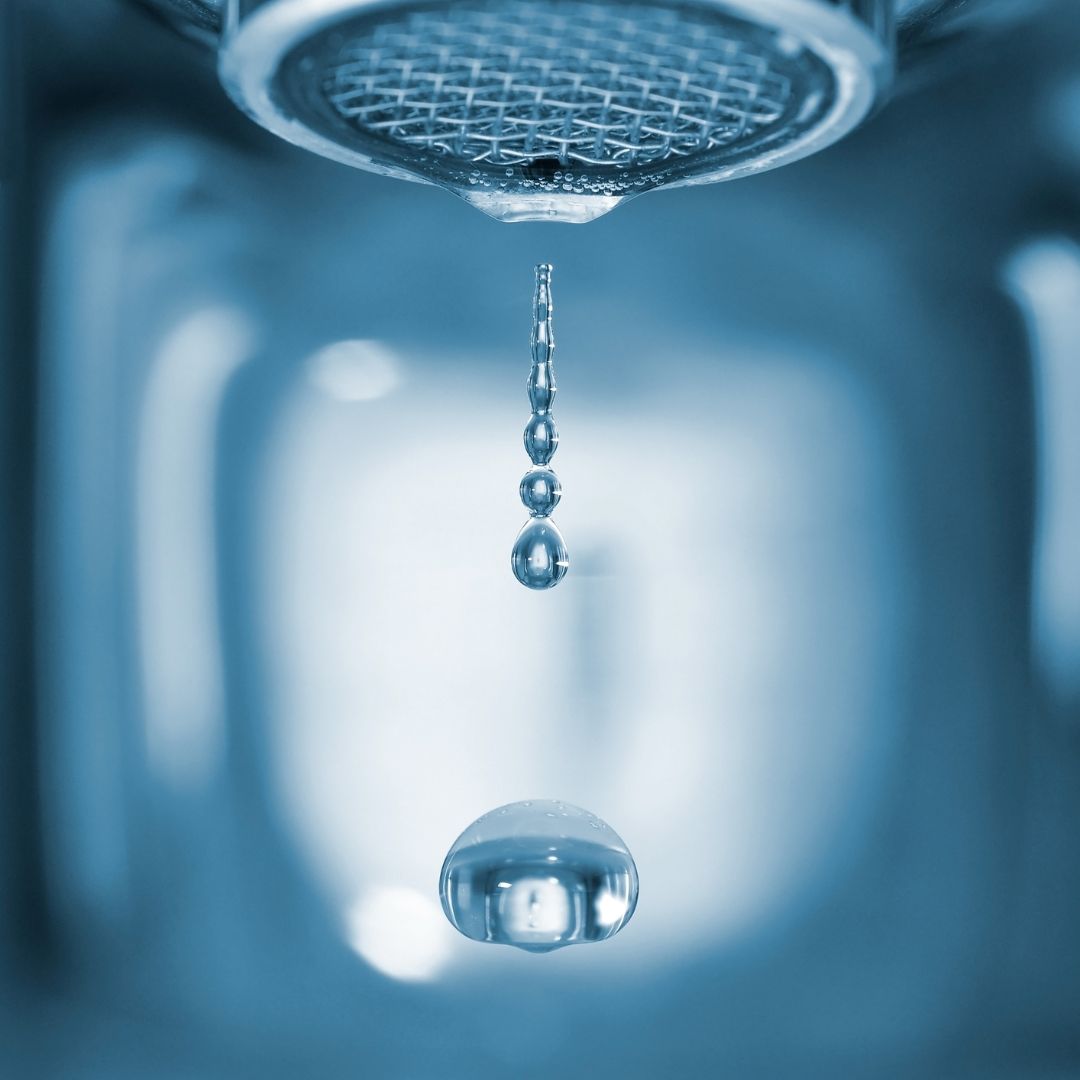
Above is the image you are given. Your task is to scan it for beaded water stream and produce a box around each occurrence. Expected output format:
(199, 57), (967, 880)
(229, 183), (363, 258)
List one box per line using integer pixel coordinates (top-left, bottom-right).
(511, 264), (569, 589)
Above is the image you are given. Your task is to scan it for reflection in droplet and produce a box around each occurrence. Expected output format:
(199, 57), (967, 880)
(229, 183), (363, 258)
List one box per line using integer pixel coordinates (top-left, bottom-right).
(439, 800), (638, 952)
(523, 413), (559, 465)
(512, 264), (568, 587)
(520, 467), (562, 517)
(528, 364), (556, 413)
(511, 518), (569, 590)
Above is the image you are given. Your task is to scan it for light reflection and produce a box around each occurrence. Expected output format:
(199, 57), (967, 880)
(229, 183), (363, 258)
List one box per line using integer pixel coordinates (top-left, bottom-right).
(1005, 238), (1080, 711)
(497, 876), (572, 938)
(306, 339), (401, 402)
(594, 891), (631, 928)
(136, 305), (256, 789)
(343, 886), (453, 982)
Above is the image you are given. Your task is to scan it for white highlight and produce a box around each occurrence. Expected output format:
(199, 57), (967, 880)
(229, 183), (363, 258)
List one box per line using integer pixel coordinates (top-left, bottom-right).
(307, 339), (401, 402)
(497, 876), (571, 937)
(594, 891), (630, 928)
(344, 887), (452, 982)
(136, 305), (255, 789)
(1006, 238), (1080, 710)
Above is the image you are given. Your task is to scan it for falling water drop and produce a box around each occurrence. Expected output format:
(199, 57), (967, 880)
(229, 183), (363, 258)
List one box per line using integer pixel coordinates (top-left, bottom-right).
(439, 800), (638, 952)
(527, 351), (556, 412)
(520, 467), (561, 516)
(512, 264), (569, 588)
(511, 518), (569, 589)
(523, 413), (559, 464)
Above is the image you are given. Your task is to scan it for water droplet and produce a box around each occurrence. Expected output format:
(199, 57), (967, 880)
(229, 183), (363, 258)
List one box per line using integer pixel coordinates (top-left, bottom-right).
(527, 361), (556, 412)
(513, 265), (567, 587)
(511, 519), (568, 589)
(439, 800), (638, 952)
(523, 413), (558, 464)
(520, 467), (561, 516)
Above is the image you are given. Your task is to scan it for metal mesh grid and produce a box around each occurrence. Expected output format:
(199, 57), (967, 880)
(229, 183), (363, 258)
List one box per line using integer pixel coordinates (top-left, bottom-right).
(320, 1), (803, 169)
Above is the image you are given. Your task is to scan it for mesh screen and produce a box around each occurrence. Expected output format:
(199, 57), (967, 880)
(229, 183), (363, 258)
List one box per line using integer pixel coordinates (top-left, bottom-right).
(319, 0), (805, 169)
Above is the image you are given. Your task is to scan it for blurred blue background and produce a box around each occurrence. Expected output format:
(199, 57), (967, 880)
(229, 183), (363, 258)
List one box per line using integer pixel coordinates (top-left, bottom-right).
(2, 1), (1080, 1076)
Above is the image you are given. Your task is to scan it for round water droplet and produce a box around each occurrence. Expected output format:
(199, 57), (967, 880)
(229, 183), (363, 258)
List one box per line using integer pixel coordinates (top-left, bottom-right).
(519, 467), (561, 516)
(439, 800), (638, 953)
(523, 413), (558, 465)
(511, 518), (568, 589)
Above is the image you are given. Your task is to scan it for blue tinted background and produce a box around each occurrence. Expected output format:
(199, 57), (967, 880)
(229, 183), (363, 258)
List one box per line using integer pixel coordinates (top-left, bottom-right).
(2, 2), (1080, 1077)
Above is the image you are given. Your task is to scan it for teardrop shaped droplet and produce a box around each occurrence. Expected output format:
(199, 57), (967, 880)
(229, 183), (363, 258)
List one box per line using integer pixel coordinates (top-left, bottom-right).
(440, 800), (638, 953)
(511, 518), (568, 589)
(520, 467), (561, 516)
(523, 413), (558, 465)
